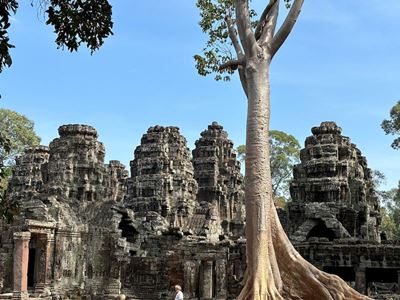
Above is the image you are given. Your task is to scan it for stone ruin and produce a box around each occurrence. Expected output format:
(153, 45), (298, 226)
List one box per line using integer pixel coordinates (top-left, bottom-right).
(0, 122), (246, 300)
(286, 122), (400, 298)
(0, 121), (400, 299)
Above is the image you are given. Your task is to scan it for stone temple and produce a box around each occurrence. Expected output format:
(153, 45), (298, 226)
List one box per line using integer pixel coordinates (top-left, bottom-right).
(0, 121), (399, 299)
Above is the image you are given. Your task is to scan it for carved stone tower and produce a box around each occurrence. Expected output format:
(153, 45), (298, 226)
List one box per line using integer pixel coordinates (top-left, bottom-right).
(288, 121), (380, 242)
(192, 122), (245, 238)
(124, 126), (198, 228)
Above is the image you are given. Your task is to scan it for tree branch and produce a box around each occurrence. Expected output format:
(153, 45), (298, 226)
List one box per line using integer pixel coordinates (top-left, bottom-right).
(254, 0), (278, 40)
(238, 67), (249, 99)
(234, 0), (257, 57)
(219, 57), (245, 71)
(225, 15), (244, 59)
(258, 0), (279, 47)
(270, 0), (304, 58)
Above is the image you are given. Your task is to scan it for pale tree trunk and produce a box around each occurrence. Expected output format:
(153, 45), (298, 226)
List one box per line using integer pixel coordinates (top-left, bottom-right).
(218, 0), (373, 298)
(236, 53), (371, 300)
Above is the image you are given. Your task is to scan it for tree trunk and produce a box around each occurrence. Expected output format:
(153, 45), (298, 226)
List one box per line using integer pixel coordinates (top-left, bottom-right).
(237, 57), (371, 300)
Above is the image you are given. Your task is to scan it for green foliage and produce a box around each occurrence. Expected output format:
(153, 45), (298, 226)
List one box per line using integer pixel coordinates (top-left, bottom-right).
(0, 108), (40, 221)
(0, 108), (38, 222)
(46, 0), (113, 53)
(0, 0), (18, 72)
(195, 0), (294, 81)
(381, 100), (400, 149)
(0, 129), (12, 222)
(237, 144), (246, 162)
(0, 0), (113, 74)
(380, 183), (400, 239)
(269, 130), (300, 198)
(194, 0), (256, 81)
(0, 108), (41, 165)
(236, 130), (300, 199)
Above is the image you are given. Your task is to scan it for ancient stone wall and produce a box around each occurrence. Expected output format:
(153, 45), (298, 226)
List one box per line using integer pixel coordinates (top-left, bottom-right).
(2, 121), (398, 300)
(1, 123), (247, 299)
(289, 121), (381, 242)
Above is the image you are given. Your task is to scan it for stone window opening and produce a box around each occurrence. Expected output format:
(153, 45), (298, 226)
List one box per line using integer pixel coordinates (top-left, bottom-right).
(306, 221), (336, 241)
(86, 191), (93, 201)
(118, 216), (139, 244)
(77, 187), (84, 200)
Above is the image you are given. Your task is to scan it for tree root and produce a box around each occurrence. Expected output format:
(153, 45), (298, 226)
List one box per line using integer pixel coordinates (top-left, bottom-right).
(236, 200), (372, 300)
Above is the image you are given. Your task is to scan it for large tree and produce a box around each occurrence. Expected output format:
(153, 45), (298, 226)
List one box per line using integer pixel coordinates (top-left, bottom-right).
(380, 181), (400, 240)
(0, 0), (113, 74)
(0, 108), (41, 165)
(381, 100), (400, 149)
(196, 0), (368, 299)
(0, 131), (11, 221)
(0, 108), (41, 221)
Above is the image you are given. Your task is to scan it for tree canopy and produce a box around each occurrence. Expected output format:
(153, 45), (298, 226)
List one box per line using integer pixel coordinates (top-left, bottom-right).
(0, 130), (11, 221)
(381, 100), (400, 149)
(0, 108), (40, 222)
(0, 108), (41, 165)
(380, 182), (400, 240)
(0, 0), (113, 73)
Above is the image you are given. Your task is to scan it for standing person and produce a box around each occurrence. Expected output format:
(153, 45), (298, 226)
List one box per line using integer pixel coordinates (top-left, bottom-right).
(174, 285), (183, 300)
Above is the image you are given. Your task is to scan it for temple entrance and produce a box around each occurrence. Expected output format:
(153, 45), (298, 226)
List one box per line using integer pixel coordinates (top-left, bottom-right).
(198, 260), (216, 299)
(27, 233), (47, 291)
(366, 268), (399, 295)
(27, 248), (36, 288)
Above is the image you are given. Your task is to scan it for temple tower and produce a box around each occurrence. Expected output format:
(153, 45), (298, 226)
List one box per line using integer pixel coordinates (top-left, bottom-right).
(7, 146), (50, 205)
(288, 121), (380, 242)
(124, 126), (198, 227)
(192, 122), (245, 238)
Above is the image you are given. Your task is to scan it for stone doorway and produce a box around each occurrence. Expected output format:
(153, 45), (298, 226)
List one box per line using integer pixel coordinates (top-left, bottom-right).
(198, 260), (216, 300)
(27, 233), (46, 291)
(27, 248), (36, 288)
(12, 221), (55, 299)
(366, 268), (400, 296)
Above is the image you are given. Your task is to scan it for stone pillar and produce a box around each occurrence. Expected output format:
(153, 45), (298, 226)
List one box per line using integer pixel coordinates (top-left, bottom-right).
(184, 261), (198, 299)
(45, 234), (55, 286)
(355, 267), (366, 295)
(13, 232), (31, 300)
(34, 234), (54, 293)
(105, 256), (122, 297)
(202, 260), (213, 300)
(215, 260), (226, 299)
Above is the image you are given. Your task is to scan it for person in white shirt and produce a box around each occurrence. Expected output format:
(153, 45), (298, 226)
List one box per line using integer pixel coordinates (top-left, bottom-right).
(174, 285), (183, 300)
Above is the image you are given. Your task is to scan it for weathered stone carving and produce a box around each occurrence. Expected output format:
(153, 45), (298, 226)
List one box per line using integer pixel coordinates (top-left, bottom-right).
(1, 121), (399, 300)
(125, 126), (198, 229)
(286, 122), (398, 297)
(192, 122), (245, 240)
(289, 121), (380, 242)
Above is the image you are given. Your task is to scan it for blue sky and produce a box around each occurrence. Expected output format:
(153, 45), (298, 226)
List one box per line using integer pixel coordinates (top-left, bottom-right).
(0, 0), (399, 189)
